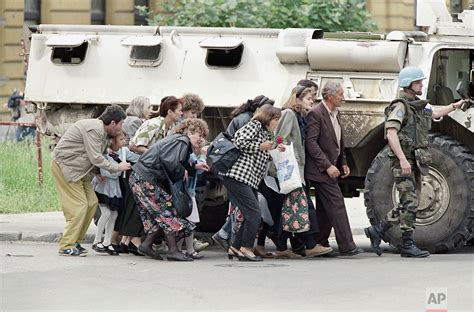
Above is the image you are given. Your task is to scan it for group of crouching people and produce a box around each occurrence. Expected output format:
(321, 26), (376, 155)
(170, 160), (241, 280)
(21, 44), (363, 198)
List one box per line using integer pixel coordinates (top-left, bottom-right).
(52, 79), (363, 260)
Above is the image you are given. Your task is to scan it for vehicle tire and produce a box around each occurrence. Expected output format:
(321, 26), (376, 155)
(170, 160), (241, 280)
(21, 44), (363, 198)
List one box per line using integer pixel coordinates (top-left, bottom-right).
(364, 134), (474, 253)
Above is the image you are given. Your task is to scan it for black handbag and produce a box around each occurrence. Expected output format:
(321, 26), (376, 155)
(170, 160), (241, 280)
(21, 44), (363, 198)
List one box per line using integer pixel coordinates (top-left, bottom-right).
(207, 132), (241, 173)
(163, 168), (193, 218)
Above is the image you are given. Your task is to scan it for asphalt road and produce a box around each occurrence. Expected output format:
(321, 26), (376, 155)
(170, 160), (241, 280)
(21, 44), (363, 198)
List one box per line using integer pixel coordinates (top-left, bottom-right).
(1, 238), (472, 312)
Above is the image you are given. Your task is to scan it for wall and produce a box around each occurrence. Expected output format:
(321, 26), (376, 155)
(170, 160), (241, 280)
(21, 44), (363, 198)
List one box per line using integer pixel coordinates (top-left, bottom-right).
(0, 0), (25, 118)
(0, 0), (149, 119)
(365, 0), (472, 32)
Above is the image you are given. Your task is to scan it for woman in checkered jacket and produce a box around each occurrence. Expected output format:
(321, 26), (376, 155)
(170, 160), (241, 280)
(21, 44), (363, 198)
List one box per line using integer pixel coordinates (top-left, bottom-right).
(221, 104), (284, 261)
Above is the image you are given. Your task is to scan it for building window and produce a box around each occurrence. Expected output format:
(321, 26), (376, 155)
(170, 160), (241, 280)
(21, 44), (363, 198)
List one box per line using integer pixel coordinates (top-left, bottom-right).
(199, 37), (244, 68)
(24, 0), (40, 23)
(91, 0), (105, 25)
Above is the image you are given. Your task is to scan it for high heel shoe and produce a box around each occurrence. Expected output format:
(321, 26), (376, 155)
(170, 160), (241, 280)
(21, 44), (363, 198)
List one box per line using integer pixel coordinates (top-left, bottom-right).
(227, 246), (242, 260)
(240, 249), (263, 262)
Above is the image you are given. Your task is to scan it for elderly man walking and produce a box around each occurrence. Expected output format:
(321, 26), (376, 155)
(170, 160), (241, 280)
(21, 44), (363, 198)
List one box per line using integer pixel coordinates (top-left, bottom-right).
(52, 105), (131, 256)
(305, 81), (363, 256)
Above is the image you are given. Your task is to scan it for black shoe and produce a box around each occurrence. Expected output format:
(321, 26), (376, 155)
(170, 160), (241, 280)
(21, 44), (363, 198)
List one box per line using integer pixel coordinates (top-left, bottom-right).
(400, 232), (430, 258)
(212, 233), (230, 251)
(364, 224), (384, 256)
(138, 244), (163, 260)
(92, 243), (107, 253)
(104, 245), (119, 256)
(317, 250), (339, 258)
(128, 242), (144, 256)
(293, 249), (306, 257)
(340, 247), (364, 256)
(115, 242), (129, 254)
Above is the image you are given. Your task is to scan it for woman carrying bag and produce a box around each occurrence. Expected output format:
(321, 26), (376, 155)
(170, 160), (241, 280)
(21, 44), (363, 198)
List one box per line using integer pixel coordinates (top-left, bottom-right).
(274, 85), (333, 258)
(221, 104), (284, 261)
(129, 118), (209, 261)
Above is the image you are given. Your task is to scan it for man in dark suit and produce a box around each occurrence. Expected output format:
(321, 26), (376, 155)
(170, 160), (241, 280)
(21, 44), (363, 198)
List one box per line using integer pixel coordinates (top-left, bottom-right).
(305, 81), (363, 256)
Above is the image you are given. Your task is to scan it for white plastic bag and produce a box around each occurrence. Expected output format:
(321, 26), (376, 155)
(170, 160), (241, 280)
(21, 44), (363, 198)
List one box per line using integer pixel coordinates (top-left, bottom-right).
(269, 143), (302, 194)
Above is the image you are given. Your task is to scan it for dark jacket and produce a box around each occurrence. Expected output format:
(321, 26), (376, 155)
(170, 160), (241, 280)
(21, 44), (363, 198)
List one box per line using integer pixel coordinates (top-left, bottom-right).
(304, 103), (347, 182)
(226, 111), (252, 137)
(132, 134), (195, 184)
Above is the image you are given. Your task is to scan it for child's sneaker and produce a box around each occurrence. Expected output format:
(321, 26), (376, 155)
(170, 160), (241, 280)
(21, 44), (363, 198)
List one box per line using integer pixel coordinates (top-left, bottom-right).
(193, 238), (210, 252)
(59, 248), (87, 257)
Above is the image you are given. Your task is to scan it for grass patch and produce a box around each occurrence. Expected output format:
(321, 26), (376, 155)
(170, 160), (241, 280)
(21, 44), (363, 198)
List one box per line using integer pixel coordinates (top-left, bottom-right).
(0, 138), (60, 213)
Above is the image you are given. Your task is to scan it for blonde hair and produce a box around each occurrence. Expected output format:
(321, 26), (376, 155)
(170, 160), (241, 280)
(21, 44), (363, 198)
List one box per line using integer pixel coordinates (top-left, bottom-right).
(174, 118), (209, 137)
(282, 86), (312, 113)
(126, 96), (150, 119)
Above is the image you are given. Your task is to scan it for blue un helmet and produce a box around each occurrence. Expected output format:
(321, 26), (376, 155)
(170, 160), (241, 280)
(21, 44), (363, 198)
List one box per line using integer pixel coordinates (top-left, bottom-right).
(398, 66), (426, 88)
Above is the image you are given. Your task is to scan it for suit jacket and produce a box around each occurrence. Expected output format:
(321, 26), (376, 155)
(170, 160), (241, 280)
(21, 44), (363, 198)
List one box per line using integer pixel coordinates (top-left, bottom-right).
(304, 103), (347, 182)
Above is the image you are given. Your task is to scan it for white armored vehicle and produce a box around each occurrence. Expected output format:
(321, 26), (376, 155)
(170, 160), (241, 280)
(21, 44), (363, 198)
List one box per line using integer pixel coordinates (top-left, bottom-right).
(24, 0), (473, 252)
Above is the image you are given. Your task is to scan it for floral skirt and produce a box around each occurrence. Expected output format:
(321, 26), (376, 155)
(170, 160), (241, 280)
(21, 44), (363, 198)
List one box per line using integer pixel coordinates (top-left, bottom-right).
(129, 171), (195, 237)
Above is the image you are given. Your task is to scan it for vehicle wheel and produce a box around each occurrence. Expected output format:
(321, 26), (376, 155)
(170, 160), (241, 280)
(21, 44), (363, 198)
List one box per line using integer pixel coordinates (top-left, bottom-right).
(364, 134), (474, 253)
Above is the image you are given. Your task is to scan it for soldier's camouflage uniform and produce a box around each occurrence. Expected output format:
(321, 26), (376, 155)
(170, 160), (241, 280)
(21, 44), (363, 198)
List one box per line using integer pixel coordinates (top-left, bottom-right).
(383, 91), (432, 232)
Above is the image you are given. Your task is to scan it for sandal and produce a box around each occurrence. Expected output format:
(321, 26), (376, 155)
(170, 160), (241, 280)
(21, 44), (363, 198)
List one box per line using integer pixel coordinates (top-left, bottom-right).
(185, 251), (204, 260)
(138, 244), (163, 260)
(167, 252), (193, 261)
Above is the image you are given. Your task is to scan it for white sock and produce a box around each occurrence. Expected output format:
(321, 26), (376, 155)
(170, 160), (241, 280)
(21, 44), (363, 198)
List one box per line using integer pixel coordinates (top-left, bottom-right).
(103, 210), (118, 246)
(93, 204), (111, 244)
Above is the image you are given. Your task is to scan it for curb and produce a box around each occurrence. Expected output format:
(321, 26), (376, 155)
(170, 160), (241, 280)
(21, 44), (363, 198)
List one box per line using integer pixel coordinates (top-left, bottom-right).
(0, 229), (366, 243)
(0, 232), (95, 243)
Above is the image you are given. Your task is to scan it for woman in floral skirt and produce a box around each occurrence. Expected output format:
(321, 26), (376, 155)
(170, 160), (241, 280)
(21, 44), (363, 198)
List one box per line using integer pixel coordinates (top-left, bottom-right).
(274, 85), (333, 258)
(130, 118), (209, 261)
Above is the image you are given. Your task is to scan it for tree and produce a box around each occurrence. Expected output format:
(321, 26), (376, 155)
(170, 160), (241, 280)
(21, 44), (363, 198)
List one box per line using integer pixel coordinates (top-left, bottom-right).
(136, 0), (377, 32)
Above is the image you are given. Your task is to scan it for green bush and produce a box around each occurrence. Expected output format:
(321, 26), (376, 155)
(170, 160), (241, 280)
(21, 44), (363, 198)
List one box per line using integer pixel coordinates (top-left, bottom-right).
(137, 0), (377, 32)
(0, 139), (60, 213)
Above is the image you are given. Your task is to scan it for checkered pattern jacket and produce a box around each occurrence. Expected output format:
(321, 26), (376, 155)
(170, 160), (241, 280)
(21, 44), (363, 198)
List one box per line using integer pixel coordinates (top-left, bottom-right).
(222, 120), (271, 189)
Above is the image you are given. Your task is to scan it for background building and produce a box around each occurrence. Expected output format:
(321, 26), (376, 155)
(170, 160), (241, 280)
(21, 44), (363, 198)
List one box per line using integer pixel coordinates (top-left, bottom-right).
(0, 0), (471, 120)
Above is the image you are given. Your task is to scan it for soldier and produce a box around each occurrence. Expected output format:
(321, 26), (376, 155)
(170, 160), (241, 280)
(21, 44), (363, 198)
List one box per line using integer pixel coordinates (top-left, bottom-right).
(365, 66), (466, 258)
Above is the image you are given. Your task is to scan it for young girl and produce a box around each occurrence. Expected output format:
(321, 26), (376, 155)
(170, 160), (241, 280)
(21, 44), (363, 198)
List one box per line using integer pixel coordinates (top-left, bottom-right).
(175, 98), (208, 259)
(92, 131), (140, 255)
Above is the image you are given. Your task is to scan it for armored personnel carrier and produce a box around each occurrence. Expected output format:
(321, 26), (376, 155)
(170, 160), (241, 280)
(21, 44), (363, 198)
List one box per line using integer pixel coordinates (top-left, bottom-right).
(24, 0), (473, 252)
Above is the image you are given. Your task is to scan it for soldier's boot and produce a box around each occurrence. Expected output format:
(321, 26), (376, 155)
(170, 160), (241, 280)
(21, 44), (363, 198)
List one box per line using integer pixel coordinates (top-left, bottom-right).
(400, 231), (430, 258)
(364, 221), (390, 256)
